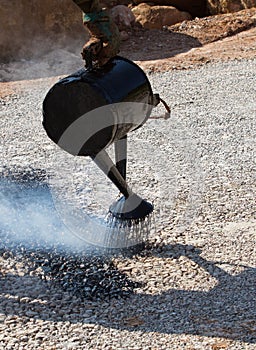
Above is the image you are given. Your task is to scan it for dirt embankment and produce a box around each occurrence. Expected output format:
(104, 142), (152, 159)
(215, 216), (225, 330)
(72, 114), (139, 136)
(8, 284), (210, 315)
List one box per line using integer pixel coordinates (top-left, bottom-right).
(0, 7), (256, 83)
(120, 7), (256, 71)
(0, 0), (86, 63)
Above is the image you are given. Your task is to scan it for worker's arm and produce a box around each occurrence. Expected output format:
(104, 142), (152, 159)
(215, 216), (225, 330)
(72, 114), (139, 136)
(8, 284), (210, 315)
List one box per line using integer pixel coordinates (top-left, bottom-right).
(72, 0), (120, 67)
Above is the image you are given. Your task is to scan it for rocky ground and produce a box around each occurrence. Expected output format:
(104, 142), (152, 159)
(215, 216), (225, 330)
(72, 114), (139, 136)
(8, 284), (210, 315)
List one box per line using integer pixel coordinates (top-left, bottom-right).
(121, 7), (256, 71)
(0, 8), (256, 350)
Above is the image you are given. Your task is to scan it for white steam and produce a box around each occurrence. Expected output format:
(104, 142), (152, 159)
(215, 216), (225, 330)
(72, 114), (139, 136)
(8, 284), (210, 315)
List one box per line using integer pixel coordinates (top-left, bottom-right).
(0, 178), (89, 252)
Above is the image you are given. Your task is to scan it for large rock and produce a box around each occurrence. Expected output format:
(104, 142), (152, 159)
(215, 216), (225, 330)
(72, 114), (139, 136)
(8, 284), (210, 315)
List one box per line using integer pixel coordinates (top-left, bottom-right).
(110, 5), (136, 40)
(110, 5), (136, 30)
(0, 0), (86, 62)
(207, 0), (256, 14)
(132, 3), (192, 29)
(132, 0), (207, 17)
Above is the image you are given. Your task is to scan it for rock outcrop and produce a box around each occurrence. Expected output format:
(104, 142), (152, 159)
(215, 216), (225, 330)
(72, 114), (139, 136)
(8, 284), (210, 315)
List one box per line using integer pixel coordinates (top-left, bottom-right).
(1, 0), (255, 62)
(110, 5), (136, 40)
(131, 0), (208, 17)
(0, 0), (85, 62)
(207, 0), (256, 14)
(132, 3), (192, 29)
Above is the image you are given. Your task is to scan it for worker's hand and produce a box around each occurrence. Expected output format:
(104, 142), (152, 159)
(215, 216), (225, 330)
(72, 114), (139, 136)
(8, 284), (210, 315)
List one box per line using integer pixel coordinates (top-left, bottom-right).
(82, 9), (120, 68)
(81, 34), (119, 68)
(81, 37), (103, 68)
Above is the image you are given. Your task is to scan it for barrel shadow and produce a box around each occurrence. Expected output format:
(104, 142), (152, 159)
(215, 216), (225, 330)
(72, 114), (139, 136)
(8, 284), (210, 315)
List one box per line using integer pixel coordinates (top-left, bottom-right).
(0, 246), (255, 343)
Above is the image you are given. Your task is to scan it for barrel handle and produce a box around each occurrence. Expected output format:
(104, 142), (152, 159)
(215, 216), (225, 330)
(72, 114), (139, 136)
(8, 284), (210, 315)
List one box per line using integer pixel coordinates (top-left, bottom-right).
(151, 94), (171, 120)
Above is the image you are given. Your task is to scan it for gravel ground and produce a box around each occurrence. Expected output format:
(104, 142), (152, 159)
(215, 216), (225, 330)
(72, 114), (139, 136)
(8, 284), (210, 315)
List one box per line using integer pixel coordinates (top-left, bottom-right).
(0, 58), (256, 349)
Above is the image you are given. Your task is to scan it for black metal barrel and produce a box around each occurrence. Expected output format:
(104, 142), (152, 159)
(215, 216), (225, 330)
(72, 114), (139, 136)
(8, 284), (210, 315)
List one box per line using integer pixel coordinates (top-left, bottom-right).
(42, 56), (155, 157)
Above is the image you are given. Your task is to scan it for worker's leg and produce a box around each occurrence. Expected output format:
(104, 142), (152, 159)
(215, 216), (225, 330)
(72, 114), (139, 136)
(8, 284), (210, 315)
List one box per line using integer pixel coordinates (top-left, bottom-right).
(72, 0), (120, 67)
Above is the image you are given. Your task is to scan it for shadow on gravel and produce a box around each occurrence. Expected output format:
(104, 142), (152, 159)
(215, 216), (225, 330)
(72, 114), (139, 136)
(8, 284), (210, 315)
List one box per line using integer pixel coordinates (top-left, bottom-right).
(0, 32), (202, 82)
(0, 168), (255, 343)
(0, 244), (255, 343)
(120, 30), (202, 62)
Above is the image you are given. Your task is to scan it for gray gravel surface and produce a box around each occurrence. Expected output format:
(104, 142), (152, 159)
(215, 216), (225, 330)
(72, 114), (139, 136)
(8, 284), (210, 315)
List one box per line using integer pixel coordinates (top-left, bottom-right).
(0, 58), (256, 349)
